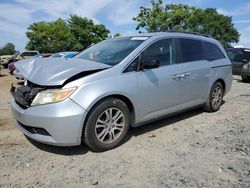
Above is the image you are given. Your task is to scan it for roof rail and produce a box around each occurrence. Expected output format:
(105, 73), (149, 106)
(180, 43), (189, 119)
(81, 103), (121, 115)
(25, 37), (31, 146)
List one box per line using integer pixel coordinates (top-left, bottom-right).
(165, 30), (211, 38)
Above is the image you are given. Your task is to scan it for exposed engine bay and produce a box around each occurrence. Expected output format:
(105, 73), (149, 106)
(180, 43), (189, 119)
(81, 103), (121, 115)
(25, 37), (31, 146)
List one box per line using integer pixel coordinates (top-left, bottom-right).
(10, 81), (54, 109)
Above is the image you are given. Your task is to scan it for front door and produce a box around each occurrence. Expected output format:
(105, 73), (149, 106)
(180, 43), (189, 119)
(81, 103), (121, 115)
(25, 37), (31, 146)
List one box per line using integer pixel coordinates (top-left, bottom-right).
(136, 38), (182, 122)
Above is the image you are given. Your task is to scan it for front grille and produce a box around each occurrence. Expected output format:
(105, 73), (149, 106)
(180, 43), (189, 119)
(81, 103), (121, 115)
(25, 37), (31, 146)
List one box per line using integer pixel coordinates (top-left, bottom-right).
(18, 121), (51, 136)
(10, 81), (61, 109)
(16, 101), (28, 109)
(10, 85), (44, 109)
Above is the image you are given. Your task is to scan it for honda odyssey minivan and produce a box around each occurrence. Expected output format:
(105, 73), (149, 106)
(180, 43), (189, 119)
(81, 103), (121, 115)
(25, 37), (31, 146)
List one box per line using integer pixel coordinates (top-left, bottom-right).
(11, 32), (232, 151)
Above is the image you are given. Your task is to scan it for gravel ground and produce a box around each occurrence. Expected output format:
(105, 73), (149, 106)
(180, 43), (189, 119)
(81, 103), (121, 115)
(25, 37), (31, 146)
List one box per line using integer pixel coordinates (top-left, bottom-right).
(0, 69), (249, 187)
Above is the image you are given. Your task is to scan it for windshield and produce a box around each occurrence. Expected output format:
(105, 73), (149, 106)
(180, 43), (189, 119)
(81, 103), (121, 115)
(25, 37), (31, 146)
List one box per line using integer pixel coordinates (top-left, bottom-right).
(12, 51), (20, 58)
(75, 37), (147, 66)
(226, 48), (250, 62)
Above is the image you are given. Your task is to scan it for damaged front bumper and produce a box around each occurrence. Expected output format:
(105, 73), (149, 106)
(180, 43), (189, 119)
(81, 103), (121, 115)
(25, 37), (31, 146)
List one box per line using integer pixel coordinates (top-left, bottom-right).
(11, 98), (87, 146)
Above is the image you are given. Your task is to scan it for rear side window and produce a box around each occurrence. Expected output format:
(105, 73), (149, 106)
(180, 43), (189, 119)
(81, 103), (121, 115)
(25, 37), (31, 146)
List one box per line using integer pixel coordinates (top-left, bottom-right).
(203, 42), (225, 61)
(179, 38), (205, 63)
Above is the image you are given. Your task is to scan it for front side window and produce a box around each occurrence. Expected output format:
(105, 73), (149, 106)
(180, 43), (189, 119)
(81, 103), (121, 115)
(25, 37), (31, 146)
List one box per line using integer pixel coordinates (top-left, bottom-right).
(179, 38), (205, 63)
(76, 37), (146, 66)
(203, 41), (225, 61)
(141, 39), (176, 66)
(124, 56), (139, 72)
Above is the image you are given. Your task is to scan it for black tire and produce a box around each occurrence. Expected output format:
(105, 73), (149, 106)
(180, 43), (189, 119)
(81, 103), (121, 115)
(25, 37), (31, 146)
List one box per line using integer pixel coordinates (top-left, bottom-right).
(83, 98), (130, 152)
(241, 76), (249, 83)
(2, 64), (8, 69)
(203, 82), (224, 112)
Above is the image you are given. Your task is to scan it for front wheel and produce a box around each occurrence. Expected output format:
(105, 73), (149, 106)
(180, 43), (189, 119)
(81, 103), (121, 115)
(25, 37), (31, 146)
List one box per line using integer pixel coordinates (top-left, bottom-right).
(203, 82), (224, 112)
(83, 98), (130, 152)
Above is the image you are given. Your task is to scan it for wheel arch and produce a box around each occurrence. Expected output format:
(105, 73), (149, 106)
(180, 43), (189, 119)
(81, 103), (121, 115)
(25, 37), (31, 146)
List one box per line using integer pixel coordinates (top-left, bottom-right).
(213, 78), (226, 94)
(81, 94), (136, 140)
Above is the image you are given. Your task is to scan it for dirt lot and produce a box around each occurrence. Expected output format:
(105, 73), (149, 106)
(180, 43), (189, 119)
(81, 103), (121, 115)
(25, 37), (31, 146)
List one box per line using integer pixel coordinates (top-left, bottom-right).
(0, 68), (249, 187)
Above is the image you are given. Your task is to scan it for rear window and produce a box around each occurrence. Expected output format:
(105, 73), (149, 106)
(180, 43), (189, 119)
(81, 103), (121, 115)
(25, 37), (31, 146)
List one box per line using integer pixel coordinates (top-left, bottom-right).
(21, 52), (38, 56)
(203, 42), (225, 61)
(179, 38), (205, 63)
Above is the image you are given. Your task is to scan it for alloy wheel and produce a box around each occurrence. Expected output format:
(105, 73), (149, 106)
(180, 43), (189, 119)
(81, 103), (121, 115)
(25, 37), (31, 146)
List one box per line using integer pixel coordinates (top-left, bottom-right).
(211, 86), (222, 108)
(95, 107), (125, 144)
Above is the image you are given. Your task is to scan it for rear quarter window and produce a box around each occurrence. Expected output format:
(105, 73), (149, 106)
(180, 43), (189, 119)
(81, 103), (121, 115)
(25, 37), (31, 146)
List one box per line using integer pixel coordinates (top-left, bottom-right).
(203, 41), (225, 61)
(179, 38), (205, 63)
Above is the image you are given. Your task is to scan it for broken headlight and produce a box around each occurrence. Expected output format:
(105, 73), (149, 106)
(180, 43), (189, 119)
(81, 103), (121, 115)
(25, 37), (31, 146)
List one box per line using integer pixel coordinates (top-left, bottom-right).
(31, 87), (77, 106)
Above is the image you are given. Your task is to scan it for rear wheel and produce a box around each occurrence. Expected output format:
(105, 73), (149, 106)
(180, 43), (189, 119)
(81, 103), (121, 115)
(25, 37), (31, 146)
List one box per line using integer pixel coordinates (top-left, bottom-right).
(203, 82), (224, 112)
(241, 76), (249, 83)
(83, 98), (130, 152)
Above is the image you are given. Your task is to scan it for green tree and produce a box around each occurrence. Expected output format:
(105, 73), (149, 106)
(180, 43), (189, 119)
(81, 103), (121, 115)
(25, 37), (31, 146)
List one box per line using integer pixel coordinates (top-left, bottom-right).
(0, 43), (16, 55)
(68, 15), (109, 51)
(133, 0), (239, 47)
(26, 19), (73, 53)
(113, 33), (121, 37)
(26, 15), (110, 53)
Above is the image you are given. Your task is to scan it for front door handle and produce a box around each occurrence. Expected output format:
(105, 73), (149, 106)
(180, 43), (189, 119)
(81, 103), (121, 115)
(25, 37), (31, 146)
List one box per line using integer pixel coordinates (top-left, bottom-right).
(172, 72), (191, 80)
(184, 72), (191, 78)
(171, 75), (180, 80)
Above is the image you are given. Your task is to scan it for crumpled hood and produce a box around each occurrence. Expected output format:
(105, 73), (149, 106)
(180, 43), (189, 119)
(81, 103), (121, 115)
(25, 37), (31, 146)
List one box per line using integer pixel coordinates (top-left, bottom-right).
(15, 58), (111, 86)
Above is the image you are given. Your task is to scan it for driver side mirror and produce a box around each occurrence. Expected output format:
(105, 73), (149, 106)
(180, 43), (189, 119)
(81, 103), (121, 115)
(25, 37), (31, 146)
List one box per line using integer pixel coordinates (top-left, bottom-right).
(140, 56), (160, 70)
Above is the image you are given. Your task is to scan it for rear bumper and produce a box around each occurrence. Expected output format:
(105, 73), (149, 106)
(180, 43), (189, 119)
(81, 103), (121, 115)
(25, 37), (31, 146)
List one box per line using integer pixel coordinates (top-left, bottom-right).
(11, 98), (87, 146)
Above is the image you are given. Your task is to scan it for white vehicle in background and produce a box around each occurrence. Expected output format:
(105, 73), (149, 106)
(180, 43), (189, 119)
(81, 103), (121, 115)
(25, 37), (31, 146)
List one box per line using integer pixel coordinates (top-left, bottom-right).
(17, 51), (39, 60)
(0, 55), (12, 63)
(1, 54), (18, 68)
(9, 51), (40, 81)
(13, 68), (24, 80)
(13, 51), (78, 81)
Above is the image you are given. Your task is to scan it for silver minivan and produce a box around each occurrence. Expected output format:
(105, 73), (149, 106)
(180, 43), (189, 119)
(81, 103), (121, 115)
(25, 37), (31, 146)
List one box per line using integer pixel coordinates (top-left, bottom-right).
(11, 32), (232, 151)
